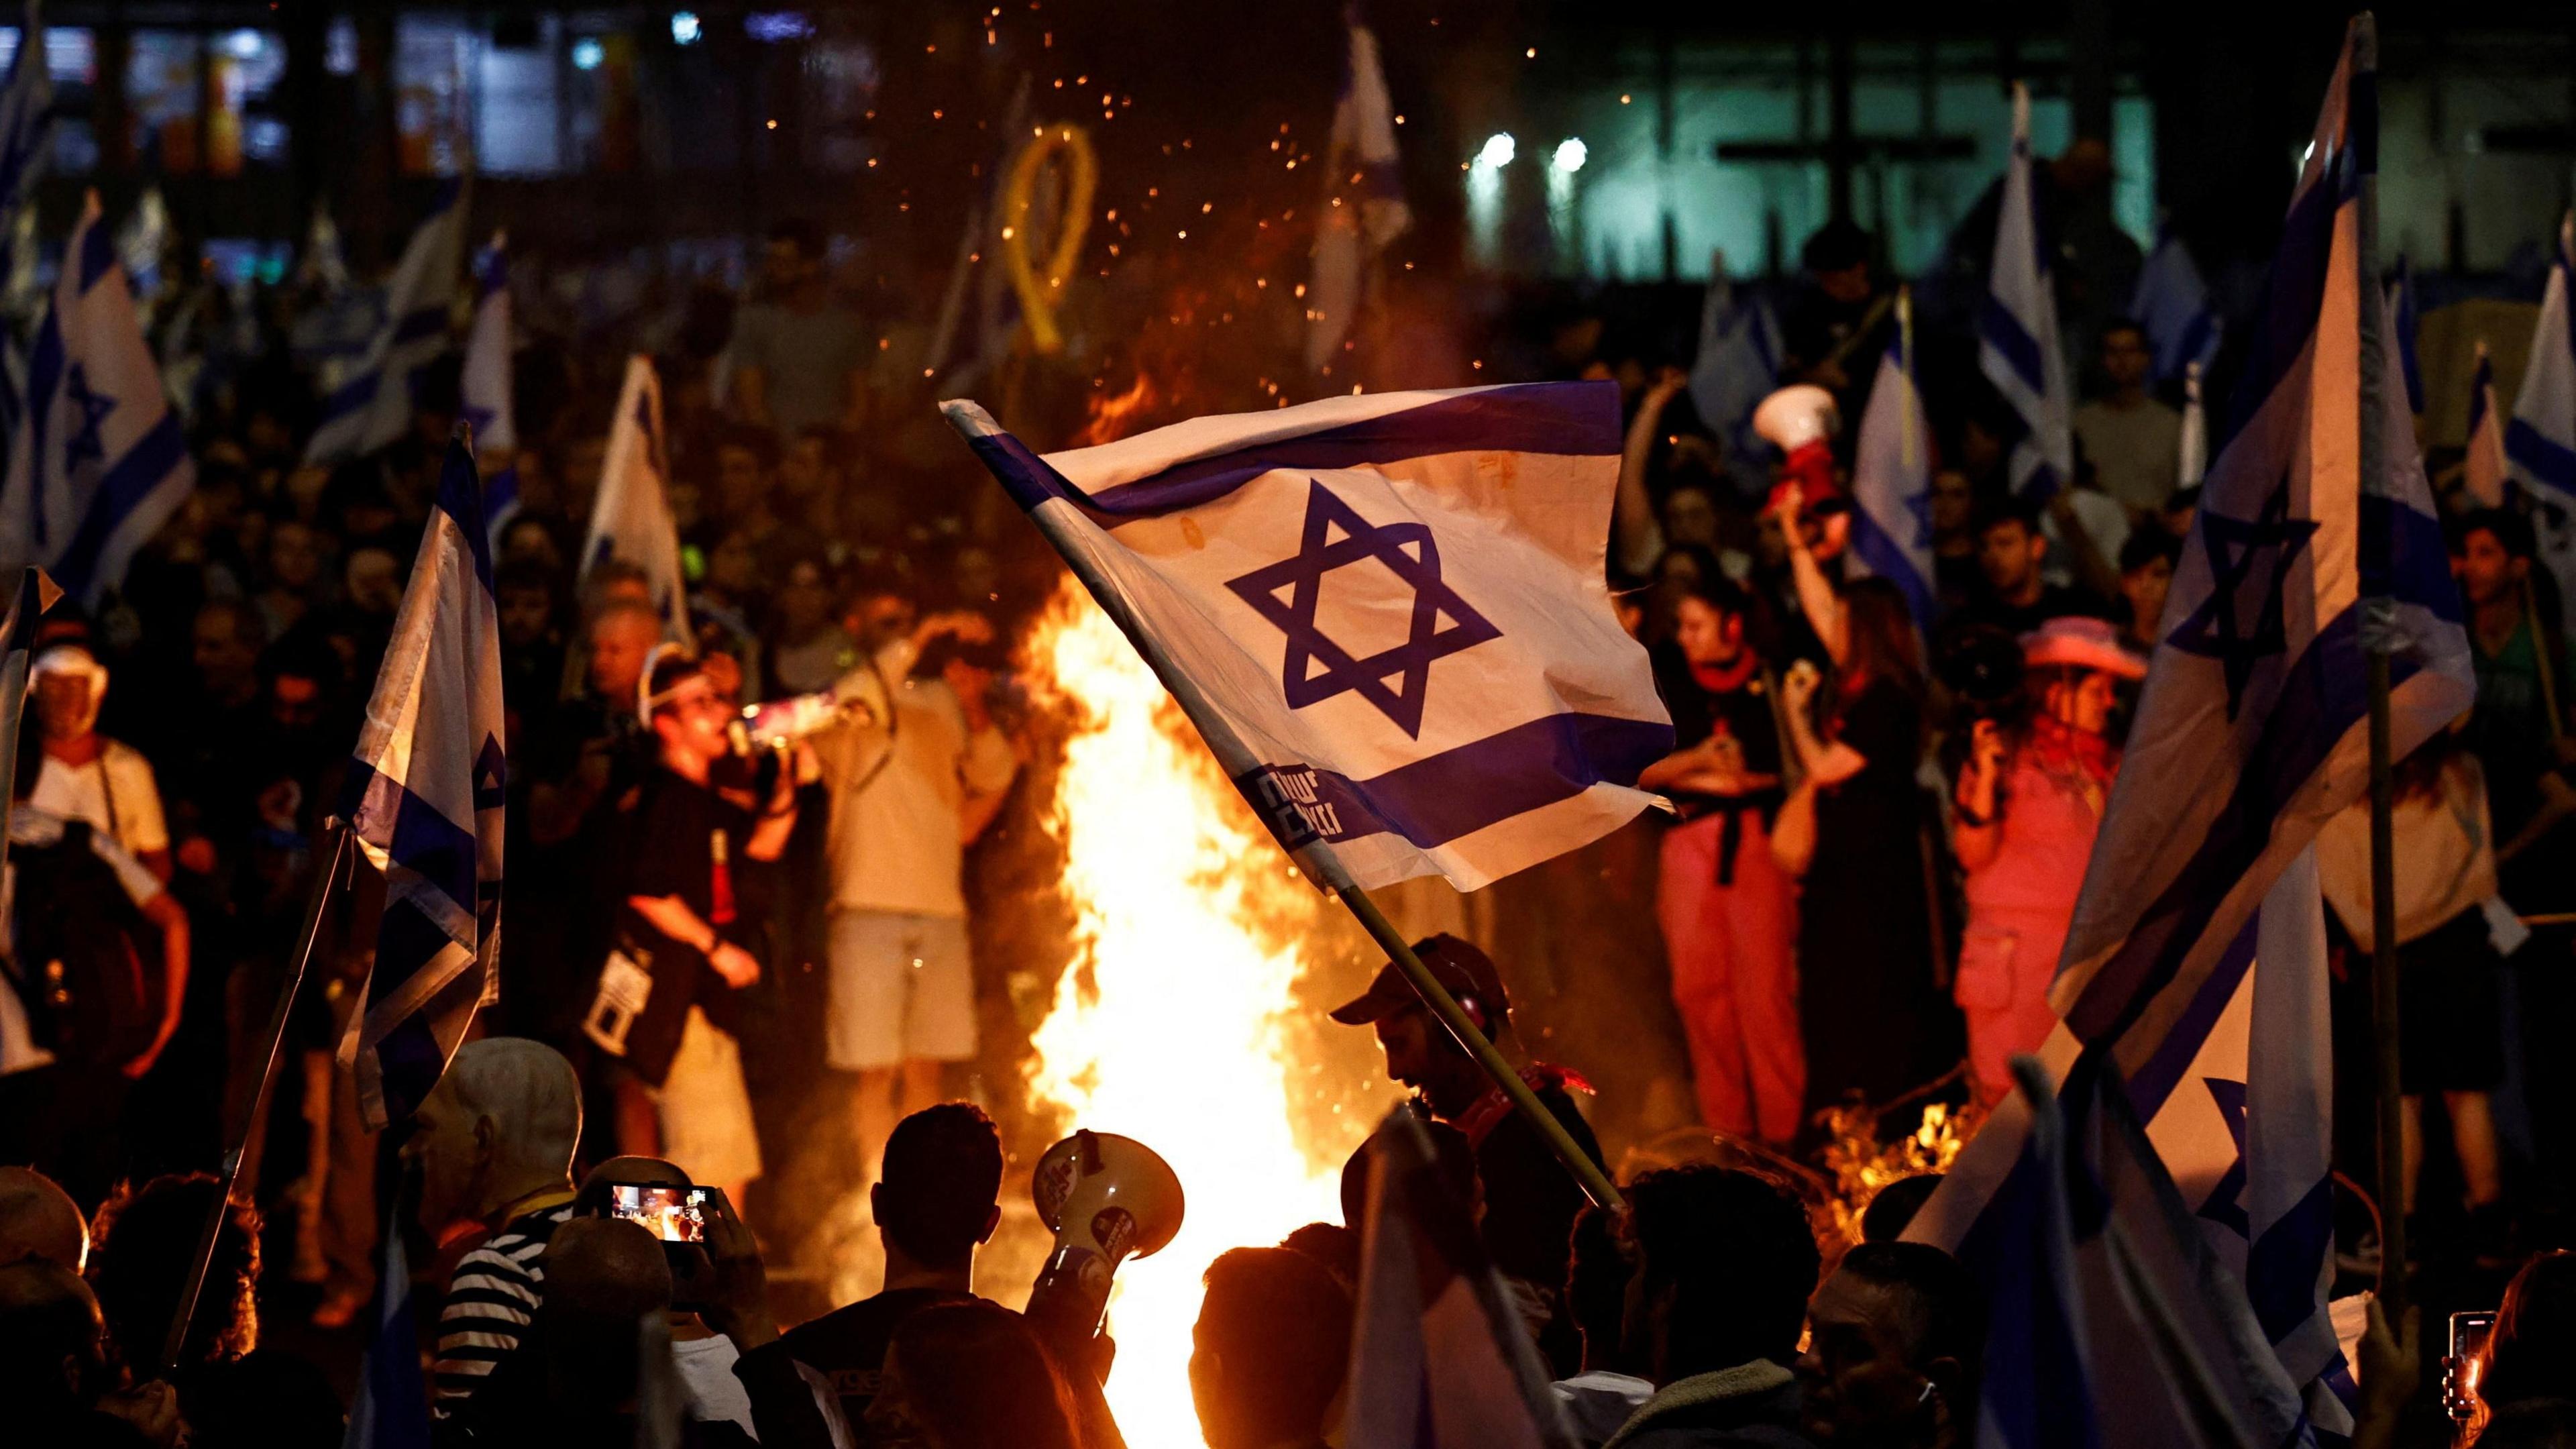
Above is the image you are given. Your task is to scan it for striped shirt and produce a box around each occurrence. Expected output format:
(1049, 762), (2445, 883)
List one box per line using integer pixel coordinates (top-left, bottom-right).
(431, 1201), (576, 1411)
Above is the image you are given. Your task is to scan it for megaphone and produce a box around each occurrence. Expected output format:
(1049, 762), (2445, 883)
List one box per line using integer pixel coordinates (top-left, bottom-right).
(1752, 383), (1846, 525)
(1024, 1130), (1185, 1356)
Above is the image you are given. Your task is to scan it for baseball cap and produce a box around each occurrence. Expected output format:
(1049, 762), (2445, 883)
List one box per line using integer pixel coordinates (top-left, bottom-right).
(1328, 934), (1511, 1031)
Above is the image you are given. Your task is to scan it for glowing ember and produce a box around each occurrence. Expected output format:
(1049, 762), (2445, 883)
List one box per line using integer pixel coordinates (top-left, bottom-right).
(1815, 1096), (1984, 1246)
(1024, 578), (1382, 1447)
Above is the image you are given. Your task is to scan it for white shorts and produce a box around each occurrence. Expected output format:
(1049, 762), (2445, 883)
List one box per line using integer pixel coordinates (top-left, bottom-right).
(825, 910), (977, 1071)
(659, 1008), (763, 1188)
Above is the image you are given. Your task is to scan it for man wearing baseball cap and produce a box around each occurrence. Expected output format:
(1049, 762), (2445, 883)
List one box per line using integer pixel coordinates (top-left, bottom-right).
(1331, 934), (1605, 1373)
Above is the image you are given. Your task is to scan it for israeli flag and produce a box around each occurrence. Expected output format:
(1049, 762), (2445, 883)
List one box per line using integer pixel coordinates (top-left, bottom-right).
(2389, 254), (2425, 415)
(305, 182), (465, 466)
(2131, 227), (2221, 386)
(1687, 259), (1783, 500)
(1847, 322), (1936, 627)
(341, 1201), (431, 1449)
(2178, 360), (2208, 490)
(338, 434), (506, 1130)
(1981, 83), (2072, 502)
(0, 193), (193, 606)
(2465, 341), (2508, 508)
(579, 355), (689, 641)
(1914, 21), (2473, 1446)
(2507, 213), (2575, 503)
(0, 1), (52, 219)
(1303, 6), (1411, 374)
(946, 382), (1672, 892)
(459, 233), (518, 539)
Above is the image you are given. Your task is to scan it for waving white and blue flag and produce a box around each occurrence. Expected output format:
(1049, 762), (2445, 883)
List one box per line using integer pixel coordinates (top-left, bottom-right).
(1304, 5), (1412, 374)
(0, 193), (193, 606)
(579, 354), (689, 641)
(2131, 228), (2221, 386)
(1981, 83), (2072, 502)
(1915, 19), (2473, 1446)
(2507, 213), (2575, 506)
(947, 382), (1671, 892)
(1848, 297), (1936, 627)
(338, 433), (506, 1130)
(305, 182), (465, 466)
(460, 233), (517, 539)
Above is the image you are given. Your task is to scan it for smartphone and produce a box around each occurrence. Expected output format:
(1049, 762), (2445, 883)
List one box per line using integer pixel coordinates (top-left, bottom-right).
(2445, 1310), (2497, 1425)
(606, 1183), (711, 1244)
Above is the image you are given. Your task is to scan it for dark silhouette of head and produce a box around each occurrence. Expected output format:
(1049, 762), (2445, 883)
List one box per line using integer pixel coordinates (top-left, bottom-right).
(869, 1301), (1083, 1449)
(1192, 1246), (1354, 1449)
(874, 1103), (1006, 1273)
(1622, 1165), (1819, 1383)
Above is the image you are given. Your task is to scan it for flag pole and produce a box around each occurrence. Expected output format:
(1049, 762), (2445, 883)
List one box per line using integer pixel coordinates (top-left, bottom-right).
(160, 818), (354, 1377)
(1337, 883), (1625, 1212)
(0, 568), (60, 883)
(2351, 10), (2410, 1325)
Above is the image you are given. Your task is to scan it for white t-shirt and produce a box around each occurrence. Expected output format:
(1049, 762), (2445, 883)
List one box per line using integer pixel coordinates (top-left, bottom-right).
(29, 739), (170, 858)
(671, 1331), (757, 1438)
(813, 645), (1018, 919)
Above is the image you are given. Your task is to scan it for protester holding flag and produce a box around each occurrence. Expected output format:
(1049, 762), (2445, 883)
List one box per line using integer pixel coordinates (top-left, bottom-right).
(1949, 617), (2141, 1106)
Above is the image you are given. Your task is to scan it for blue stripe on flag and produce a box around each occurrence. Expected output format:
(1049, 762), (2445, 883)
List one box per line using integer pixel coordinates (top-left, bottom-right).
(1978, 297), (2050, 398)
(75, 218), (116, 292)
(1232, 711), (1672, 854)
(368, 896), (457, 1122)
(315, 368), (380, 427)
(1957, 1148), (2103, 1449)
(50, 413), (189, 595)
(435, 435), (496, 593)
(2121, 914), (2258, 1119)
(2508, 417), (2576, 495)
(2226, 176), (2339, 441)
(976, 384), (1621, 522)
(2247, 1176), (2336, 1344)
(390, 306), (449, 346)
(1848, 506), (1937, 627)
(2359, 494), (2466, 622)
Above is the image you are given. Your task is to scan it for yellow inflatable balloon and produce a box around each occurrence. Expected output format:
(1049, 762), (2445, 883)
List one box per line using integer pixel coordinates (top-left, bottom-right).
(1002, 124), (1098, 356)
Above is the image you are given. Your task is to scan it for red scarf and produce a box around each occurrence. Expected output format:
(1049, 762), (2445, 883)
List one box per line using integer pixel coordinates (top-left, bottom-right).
(2022, 713), (2117, 786)
(1451, 1062), (1596, 1148)
(1689, 652), (1759, 696)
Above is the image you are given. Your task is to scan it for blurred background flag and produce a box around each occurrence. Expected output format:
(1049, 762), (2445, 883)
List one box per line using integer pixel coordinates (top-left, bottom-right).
(1847, 296), (1937, 627)
(2465, 341), (2508, 508)
(337, 435), (506, 1129)
(341, 1201), (431, 1449)
(2507, 212), (2576, 602)
(1304, 3), (1412, 374)
(0, 191), (194, 606)
(2131, 227), (2219, 386)
(305, 181), (465, 465)
(1980, 82), (2072, 502)
(461, 232), (519, 540)
(945, 381), (1671, 894)
(579, 354), (690, 642)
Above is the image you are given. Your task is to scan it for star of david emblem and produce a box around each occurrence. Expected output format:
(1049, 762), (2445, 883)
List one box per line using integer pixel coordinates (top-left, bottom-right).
(62, 363), (113, 472)
(2193, 1077), (2251, 1238)
(1224, 480), (1502, 738)
(2163, 473), (2318, 720)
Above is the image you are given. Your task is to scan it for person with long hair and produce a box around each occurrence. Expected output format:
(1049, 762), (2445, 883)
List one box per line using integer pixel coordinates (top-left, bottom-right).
(1950, 619), (2143, 1105)
(2479, 1250), (2576, 1418)
(1639, 571), (1804, 1146)
(1778, 578), (1958, 1122)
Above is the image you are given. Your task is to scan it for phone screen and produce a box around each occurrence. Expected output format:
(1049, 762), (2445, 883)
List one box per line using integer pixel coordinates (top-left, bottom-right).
(2450, 1309), (2496, 1361)
(607, 1184), (710, 1242)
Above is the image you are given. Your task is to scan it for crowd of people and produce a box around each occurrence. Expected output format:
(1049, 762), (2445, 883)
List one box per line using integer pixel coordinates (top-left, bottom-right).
(1, 178), (2574, 1446)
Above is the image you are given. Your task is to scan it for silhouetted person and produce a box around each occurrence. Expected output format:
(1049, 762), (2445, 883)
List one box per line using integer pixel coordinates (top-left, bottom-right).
(1191, 1246), (1352, 1449)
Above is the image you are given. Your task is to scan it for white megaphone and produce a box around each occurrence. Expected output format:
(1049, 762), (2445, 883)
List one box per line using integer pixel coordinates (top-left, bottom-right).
(1751, 382), (1841, 455)
(1024, 1130), (1185, 1356)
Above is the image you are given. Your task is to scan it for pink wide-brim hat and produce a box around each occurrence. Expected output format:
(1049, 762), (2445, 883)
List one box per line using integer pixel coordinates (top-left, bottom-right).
(2021, 616), (2147, 680)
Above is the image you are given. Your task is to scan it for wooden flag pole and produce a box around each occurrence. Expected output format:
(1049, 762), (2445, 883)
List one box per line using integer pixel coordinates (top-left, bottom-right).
(1337, 884), (1625, 1213)
(2351, 10), (2409, 1326)
(160, 819), (355, 1377)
